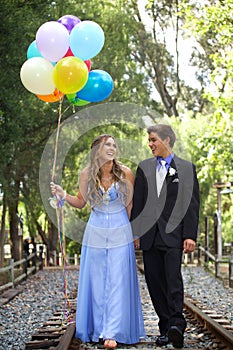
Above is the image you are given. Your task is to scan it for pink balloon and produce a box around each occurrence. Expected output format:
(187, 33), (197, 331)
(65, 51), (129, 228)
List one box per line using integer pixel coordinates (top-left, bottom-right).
(84, 59), (91, 71)
(63, 47), (74, 58)
(36, 21), (69, 62)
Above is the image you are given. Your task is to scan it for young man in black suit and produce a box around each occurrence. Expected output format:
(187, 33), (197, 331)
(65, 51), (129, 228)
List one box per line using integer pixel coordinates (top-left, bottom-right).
(131, 124), (200, 348)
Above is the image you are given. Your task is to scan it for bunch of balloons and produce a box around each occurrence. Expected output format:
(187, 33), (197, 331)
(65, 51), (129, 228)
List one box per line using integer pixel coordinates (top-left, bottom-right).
(20, 15), (114, 105)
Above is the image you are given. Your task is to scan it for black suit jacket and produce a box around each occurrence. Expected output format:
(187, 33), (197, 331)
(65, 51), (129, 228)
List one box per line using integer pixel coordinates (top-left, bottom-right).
(130, 155), (200, 250)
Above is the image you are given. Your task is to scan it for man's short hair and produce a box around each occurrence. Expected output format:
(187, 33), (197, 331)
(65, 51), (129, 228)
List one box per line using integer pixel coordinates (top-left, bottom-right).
(147, 124), (176, 147)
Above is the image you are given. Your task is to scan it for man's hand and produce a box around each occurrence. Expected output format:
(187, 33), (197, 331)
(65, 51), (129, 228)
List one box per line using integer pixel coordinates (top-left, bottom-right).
(134, 238), (140, 250)
(183, 239), (196, 253)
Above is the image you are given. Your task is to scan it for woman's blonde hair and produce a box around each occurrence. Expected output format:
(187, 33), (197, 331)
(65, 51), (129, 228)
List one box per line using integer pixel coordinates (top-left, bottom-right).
(87, 134), (126, 206)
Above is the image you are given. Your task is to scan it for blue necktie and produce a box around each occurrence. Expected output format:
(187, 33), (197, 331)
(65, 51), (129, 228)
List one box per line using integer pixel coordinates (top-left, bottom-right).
(156, 159), (167, 195)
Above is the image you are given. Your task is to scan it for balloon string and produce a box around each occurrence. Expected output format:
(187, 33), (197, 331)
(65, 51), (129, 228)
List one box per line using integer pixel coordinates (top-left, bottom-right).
(51, 95), (72, 324)
(56, 203), (71, 324)
(51, 95), (63, 183)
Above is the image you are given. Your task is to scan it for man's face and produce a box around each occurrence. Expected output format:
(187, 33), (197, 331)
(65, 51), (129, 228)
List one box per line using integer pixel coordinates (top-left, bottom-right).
(148, 132), (170, 158)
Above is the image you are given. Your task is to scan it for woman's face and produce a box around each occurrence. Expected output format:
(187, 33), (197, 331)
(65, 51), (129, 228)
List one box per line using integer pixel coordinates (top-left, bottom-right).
(99, 137), (117, 162)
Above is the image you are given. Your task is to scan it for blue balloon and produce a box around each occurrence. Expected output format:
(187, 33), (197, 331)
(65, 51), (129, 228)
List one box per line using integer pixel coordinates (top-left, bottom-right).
(70, 21), (105, 60)
(77, 70), (114, 102)
(27, 40), (43, 59)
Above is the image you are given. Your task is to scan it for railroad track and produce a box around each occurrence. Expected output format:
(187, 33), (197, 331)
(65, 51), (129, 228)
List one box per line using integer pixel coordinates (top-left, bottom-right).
(24, 298), (76, 350)
(24, 261), (233, 350)
(184, 295), (233, 350)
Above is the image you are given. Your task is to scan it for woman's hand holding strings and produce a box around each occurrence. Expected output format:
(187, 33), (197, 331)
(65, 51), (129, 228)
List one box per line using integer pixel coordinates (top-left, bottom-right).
(50, 182), (66, 199)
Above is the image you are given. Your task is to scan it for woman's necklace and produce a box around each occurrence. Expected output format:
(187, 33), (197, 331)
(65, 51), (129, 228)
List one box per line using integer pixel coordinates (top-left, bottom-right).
(99, 185), (111, 205)
(100, 175), (113, 204)
(101, 176), (112, 181)
(100, 175), (113, 190)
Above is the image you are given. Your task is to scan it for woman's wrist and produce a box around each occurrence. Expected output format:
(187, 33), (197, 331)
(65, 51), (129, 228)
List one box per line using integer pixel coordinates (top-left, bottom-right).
(61, 191), (67, 200)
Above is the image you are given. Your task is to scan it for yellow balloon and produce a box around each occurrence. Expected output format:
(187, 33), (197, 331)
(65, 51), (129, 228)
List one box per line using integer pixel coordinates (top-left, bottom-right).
(53, 56), (88, 94)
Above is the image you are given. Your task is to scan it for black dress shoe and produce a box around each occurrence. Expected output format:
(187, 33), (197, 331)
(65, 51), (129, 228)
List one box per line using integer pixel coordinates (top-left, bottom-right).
(155, 335), (169, 346)
(168, 326), (184, 348)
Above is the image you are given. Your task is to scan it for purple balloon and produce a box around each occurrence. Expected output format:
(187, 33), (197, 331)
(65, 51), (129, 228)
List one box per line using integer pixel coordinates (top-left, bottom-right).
(58, 15), (81, 33)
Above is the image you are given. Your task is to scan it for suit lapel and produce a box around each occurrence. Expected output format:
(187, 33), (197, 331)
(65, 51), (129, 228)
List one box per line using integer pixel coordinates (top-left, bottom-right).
(166, 157), (178, 185)
(148, 157), (157, 195)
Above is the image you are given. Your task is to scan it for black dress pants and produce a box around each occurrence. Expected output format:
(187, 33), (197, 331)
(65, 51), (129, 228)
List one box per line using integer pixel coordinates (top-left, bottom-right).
(143, 244), (186, 335)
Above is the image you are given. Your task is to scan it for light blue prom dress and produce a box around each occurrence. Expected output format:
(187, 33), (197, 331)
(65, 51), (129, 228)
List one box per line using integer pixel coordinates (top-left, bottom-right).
(75, 183), (145, 344)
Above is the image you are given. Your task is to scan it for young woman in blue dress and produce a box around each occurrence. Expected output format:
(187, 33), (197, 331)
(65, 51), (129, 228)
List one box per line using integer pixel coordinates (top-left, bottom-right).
(51, 134), (145, 349)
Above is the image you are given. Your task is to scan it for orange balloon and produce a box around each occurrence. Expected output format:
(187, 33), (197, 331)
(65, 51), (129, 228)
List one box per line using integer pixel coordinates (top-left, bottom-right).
(53, 56), (88, 94)
(37, 88), (64, 102)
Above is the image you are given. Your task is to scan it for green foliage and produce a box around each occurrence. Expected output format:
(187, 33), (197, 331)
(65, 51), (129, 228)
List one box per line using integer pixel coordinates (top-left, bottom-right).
(180, 0), (233, 246)
(171, 109), (233, 246)
(0, 0), (153, 256)
(66, 239), (81, 257)
(1, 0), (233, 259)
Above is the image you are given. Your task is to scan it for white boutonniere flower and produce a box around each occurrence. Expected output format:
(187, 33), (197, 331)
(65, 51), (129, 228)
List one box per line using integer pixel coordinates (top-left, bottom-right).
(168, 167), (176, 176)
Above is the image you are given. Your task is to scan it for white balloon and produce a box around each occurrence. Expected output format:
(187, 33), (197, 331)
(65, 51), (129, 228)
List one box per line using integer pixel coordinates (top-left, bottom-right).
(20, 57), (55, 95)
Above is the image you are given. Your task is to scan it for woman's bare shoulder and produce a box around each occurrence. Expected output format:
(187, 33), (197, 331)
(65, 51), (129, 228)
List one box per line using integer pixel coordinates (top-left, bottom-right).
(121, 164), (134, 178)
(80, 166), (90, 180)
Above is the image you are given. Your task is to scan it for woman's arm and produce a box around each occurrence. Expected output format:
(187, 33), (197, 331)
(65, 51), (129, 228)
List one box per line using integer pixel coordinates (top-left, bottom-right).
(50, 168), (88, 209)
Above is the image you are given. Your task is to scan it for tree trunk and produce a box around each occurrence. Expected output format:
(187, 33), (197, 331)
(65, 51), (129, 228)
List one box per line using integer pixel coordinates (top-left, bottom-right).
(35, 217), (58, 265)
(9, 202), (22, 261)
(132, 0), (181, 117)
(0, 193), (6, 267)
(48, 218), (58, 252)
(8, 179), (22, 261)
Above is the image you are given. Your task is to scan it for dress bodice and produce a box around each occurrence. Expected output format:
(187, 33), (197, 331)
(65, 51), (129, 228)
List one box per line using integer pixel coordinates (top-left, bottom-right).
(93, 182), (126, 213)
(83, 182), (132, 248)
